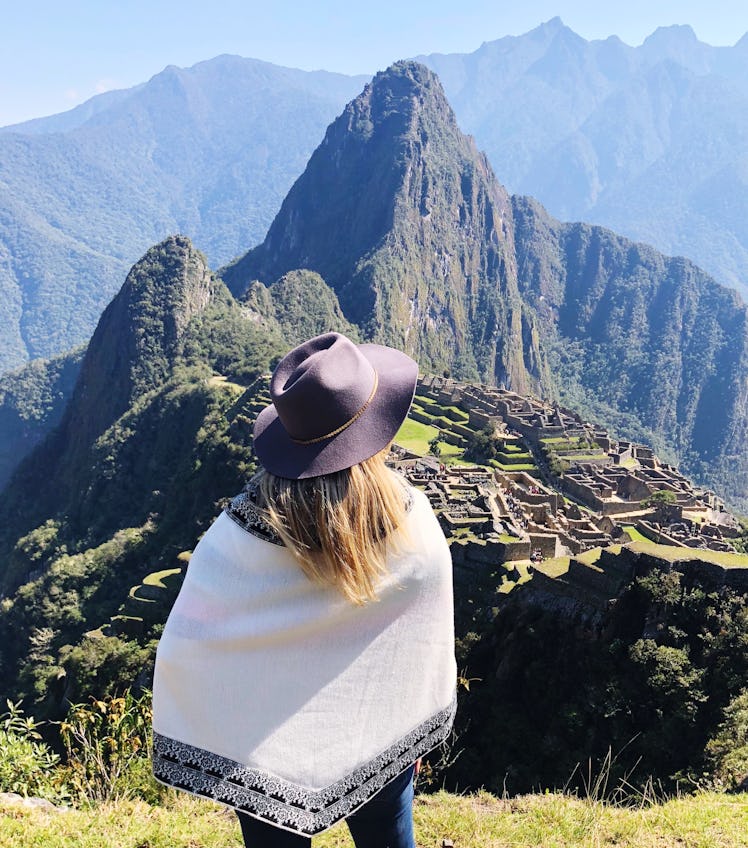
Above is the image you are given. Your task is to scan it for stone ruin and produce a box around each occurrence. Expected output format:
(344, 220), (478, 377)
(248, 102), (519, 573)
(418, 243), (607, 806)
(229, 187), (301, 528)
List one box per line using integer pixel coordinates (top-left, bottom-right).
(391, 377), (742, 571)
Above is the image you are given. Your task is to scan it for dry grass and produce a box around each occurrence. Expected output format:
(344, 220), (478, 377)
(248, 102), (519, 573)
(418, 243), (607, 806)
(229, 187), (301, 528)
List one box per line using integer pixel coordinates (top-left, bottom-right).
(1, 790), (746, 847)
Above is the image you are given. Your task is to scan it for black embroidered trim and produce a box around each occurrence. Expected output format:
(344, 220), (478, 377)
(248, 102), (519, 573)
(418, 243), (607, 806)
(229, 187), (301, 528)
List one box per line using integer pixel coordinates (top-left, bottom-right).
(152, 693), (456, 835)
(223, 476), (415, 546)
(224, 481), (283, 545)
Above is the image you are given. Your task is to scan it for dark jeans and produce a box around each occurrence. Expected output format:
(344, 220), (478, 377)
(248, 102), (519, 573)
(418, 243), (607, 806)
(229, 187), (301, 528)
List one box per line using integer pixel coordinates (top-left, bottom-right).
(236, 764), (416, 848)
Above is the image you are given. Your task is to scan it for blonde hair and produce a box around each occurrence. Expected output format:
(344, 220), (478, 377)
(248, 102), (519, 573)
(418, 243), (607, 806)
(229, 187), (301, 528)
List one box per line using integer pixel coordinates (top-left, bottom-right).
(254, 450), (409, 605)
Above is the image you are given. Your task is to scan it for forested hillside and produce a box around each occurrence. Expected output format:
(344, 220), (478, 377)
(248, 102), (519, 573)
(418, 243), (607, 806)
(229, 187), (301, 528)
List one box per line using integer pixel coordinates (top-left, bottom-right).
(420, 18), (748, 296)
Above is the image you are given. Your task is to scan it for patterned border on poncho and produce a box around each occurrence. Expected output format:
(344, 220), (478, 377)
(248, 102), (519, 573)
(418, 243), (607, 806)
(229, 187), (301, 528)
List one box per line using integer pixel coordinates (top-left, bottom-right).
(152, 693), (456, 835)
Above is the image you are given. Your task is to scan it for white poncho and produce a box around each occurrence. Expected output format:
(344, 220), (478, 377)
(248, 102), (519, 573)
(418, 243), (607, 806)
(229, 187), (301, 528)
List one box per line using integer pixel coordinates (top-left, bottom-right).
(152, 480), (456, 835)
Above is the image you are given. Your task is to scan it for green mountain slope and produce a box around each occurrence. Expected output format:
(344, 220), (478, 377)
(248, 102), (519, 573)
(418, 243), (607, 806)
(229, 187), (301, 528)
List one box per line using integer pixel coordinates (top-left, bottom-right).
(243, 269), (360, 345)
(224, 62), (543, 392)
(0, 348), (84, 490)
(513, 196), (748, 506)
(0, 56), (365, 373)
(0, 233), (321, 708)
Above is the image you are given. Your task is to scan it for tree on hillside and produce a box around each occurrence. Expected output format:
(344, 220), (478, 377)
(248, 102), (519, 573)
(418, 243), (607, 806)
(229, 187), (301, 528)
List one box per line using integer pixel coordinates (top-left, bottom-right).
(643, 489), (678, 525)
(706, 689), (748, 790)
(464, 425), (499, 464)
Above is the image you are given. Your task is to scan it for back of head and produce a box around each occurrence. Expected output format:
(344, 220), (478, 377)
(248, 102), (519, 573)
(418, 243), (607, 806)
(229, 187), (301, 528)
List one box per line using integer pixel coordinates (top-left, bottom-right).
(250, 332), (419, 603)
(255, 448), (409, 604)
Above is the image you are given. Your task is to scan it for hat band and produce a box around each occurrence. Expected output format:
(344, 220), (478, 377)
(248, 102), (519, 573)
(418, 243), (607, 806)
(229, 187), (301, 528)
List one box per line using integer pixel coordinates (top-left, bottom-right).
(290, 371), (380, 446)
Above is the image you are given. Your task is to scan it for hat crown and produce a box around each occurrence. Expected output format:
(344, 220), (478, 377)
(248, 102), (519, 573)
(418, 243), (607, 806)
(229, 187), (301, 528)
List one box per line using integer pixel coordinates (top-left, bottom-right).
(271, 333), (377, 443)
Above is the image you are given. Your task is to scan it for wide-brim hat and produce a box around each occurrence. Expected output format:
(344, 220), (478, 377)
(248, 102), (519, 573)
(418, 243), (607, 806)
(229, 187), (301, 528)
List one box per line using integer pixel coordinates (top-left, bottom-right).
(253, 332), (418, 479)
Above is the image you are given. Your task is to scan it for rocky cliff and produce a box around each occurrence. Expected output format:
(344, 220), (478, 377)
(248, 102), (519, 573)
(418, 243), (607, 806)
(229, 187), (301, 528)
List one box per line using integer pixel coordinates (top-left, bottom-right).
(224, 62), (543, 392)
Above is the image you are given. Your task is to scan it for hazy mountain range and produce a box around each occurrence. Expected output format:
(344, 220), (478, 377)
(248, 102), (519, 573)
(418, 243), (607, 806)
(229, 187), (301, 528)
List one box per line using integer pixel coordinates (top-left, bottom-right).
(0, 58), (365, 372)
(1, 19), (748, 375)
(419, 17), (748, 295)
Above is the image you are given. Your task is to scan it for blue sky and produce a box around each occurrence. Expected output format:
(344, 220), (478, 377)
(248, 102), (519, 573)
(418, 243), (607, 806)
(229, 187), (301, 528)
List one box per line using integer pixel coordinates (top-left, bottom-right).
(2, 0), (748, 126)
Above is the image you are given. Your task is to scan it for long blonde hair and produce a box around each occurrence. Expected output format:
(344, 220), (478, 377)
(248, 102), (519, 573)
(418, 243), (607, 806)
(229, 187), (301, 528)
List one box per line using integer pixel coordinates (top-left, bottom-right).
(254, 449), (409, 605)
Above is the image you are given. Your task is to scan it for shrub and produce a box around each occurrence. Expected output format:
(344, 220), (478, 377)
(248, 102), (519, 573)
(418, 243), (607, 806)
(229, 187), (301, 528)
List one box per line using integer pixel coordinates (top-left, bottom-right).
(705, 690), (748, 790)
(0, 700), (69, 803)
(58, 690), (162, 804)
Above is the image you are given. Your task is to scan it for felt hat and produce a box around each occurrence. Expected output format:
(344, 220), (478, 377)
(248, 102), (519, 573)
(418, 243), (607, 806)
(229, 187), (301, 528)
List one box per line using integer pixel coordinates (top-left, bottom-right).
(253, 332), (418, 479)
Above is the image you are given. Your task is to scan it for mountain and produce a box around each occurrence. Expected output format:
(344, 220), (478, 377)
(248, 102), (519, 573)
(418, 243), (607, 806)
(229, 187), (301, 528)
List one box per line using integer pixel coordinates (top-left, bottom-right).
(3, 21), (748, 379)
(0, 56), (366, 374)
(1, 67), (747, 796)
(0, 348), (84, 491)
(223, 61), (748, 509)
(512, 196), (748, 502)
(0, 234), (293, 704)
(224, 61), (544, 393)
(243, 269), (360, 345)
(418, 18), (748, 296)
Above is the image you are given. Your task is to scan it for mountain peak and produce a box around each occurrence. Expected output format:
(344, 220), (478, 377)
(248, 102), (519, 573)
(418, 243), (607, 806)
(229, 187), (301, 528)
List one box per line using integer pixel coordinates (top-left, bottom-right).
(65, 235), (216, 448)
(347, 60), (456, 140)
(642, 23), (700, 50)
(526, 17), (565, 36)
(223, 65), (538, 390)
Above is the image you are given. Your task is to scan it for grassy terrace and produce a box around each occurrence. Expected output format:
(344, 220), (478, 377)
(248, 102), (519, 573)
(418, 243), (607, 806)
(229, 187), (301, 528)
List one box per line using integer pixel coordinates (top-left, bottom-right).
(396, 392), (539, 473)
(533, 545), (626, 580)
(627, 540), (748, 568)
(395, 418), (462, 458)
(142, 568), (181, 589)
(534, 540), (748, 583)
(489, 459), (535, 471)
(2, 791), (747, 847)
(622, 525), (650, 543)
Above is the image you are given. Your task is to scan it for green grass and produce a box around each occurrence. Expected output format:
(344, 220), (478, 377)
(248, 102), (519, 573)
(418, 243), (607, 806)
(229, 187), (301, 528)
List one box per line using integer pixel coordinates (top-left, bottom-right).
(413, 393), (438, 407)
(535, 556), (571, 577)
(207, 375), (246, 395)
(488, 460), (536, 472)
(127, 585), (157, 603)
(395, 418), (461, 458)
(395, 419), (441, 454)
(627, 540), (748, 568)
(142, 568), (182, 589)
(622, 525), (650, 543)
(4, 791), (747, 847)
(0, 792), (748, 848)
(441, 405), (469, 422)
(496, 451), (533, 462)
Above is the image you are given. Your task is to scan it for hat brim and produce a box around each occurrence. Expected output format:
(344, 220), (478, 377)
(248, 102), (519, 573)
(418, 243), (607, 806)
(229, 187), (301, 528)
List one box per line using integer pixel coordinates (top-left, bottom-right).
(253, 344), (418, 479)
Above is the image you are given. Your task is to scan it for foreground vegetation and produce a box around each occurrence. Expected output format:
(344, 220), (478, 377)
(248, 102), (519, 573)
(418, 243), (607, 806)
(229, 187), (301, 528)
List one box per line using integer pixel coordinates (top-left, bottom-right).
(2, 790), (746, 847)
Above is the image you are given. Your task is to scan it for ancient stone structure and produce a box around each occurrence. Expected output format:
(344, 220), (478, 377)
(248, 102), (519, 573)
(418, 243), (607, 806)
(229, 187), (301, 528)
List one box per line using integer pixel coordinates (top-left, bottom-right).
(395, 378), (741, 565)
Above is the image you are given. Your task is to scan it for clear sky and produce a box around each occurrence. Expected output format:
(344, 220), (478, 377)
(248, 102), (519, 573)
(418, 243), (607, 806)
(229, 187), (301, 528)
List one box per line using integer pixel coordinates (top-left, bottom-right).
(2, 0), (748, 127)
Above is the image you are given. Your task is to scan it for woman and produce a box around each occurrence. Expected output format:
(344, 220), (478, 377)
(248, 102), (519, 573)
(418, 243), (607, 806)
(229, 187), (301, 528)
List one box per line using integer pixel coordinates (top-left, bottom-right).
(152, 332), (456, 846)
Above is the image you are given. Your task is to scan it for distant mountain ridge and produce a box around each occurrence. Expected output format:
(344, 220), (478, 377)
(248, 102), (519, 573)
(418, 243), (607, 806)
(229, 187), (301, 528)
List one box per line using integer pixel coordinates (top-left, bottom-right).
(0, 56), (366, 372)
(417, 18), (748, 295)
